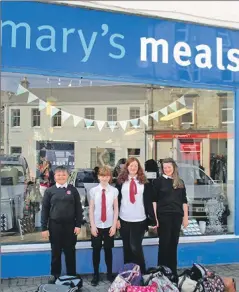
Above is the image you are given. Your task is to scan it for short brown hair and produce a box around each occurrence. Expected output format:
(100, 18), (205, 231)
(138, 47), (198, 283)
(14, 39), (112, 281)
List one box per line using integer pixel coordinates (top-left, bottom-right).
(98, 166), (112, 183)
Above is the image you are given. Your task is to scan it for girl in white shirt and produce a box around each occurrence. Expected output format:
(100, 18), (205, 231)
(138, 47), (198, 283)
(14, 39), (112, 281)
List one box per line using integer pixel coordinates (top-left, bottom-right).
(89, 166), (119, 286)
(116, 158), (157, 274)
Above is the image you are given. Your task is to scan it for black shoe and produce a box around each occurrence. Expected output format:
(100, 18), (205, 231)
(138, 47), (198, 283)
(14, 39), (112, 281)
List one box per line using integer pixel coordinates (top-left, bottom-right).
(91, 274), (99, 286)
(48, 275), (57, 284)
(107, 273), (115, 283)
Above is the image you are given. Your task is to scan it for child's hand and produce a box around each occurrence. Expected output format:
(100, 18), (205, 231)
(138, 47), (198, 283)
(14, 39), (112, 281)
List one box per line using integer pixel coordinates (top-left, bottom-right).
(74, 227), (81, 235)
(109, 226), (116, 237)
(183, 217), (189, 228)
(116, 220), (121, 230)
(91, 225), (98, 237)
(42, 230), (49, 239)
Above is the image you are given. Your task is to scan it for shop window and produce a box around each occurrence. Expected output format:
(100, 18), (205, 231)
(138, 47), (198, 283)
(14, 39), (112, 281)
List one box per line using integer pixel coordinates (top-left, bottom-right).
(10, 146), (22, 154)
(84, 108), (95, 127)
(130, 107), (140, 127)
(0, 73), (235, 244)
(31, 108), (41, 127)
(52, 109), (62, 127)
(11, 109), (20, 127)
(106, 107), (118, 127)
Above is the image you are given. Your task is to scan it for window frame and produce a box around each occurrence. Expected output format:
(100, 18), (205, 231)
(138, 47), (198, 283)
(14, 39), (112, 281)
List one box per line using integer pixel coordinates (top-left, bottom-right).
(11, 109), (20, 127)
(52, 109), (62, 127)
(84, 107), (95, 128)
(31, 108), (41, 127)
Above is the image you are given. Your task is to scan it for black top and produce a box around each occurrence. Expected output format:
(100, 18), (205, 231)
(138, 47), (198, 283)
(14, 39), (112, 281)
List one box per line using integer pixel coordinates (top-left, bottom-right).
(39, 168), (55, 187)
(116, 182), (157, 229)
(41, 184), (83, 231)
(153, 176), (188, 217)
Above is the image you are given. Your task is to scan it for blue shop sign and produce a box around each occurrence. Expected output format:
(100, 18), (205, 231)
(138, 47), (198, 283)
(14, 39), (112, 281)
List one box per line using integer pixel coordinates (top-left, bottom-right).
(1, 1), (239, 87)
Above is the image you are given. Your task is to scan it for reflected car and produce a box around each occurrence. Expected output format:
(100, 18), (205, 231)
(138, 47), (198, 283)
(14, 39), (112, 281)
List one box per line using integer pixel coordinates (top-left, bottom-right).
(158, 162), (230, 231)
(68, 168), (98, 224)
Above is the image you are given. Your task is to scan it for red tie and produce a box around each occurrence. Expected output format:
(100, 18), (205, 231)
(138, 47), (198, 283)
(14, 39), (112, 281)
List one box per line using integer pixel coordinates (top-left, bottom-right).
(130, 178), (137, 204)
(101, 189), (106, 222)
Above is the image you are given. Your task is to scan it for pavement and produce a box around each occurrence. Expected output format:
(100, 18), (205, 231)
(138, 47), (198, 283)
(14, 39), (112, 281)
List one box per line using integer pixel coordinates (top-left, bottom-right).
(1, 264), (239, 292)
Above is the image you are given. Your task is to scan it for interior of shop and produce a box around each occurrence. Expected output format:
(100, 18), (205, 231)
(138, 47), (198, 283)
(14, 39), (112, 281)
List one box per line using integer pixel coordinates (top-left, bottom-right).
(0, 73), (235, 244)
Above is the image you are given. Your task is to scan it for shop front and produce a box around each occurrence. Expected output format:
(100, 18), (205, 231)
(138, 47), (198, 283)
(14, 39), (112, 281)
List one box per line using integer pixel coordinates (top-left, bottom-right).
(1, 1), (239, 278)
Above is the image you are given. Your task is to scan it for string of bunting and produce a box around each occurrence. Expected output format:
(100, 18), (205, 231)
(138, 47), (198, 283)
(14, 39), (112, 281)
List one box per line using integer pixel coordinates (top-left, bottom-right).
(16, 84), (186, 132)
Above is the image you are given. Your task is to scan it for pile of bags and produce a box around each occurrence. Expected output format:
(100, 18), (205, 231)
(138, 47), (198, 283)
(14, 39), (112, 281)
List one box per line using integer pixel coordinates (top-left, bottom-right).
(37, 275), (83, 292)
(108, 263), (236, 292)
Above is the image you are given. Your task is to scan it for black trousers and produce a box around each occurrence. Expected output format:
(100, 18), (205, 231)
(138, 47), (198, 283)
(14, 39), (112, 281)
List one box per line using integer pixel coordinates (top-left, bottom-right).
(120, 219), (146, 273)
(49, 220), (77, 277)
(157, 214), (183, 276)
(91, 227), (114, 275)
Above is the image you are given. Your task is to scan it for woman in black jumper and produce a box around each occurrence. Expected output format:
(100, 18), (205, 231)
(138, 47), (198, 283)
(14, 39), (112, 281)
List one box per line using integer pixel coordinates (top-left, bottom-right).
(153, 158), (188, 280)
(116, 157), (157, 273)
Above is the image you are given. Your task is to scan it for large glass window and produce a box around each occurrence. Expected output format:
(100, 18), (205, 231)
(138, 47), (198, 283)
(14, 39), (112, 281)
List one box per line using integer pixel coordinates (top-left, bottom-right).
(0, 73), (235, 243)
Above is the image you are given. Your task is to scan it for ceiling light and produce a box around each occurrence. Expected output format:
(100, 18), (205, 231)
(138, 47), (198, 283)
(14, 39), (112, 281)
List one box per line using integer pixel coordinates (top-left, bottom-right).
(160, 108), (193, 121)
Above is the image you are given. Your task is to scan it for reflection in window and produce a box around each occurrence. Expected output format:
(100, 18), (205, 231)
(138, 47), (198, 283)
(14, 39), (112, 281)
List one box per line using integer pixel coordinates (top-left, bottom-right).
(84, 108), (95, 127)
(52, 109), (61, 127)
(32, 108), (41, 127)
(11, 109), (20, 127)
(0, 73), (235, 243)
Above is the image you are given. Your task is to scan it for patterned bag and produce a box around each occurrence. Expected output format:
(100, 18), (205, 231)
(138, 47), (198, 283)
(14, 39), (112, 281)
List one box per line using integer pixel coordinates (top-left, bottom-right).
(178, 274), (200, 292)
(126, 282), (158, 292)
(108, 270), (140, 292)
(144, 272), (179, 292)
(119, 263), (142, 286)
(196, 272), (225, 292)
(146, 265), (175, 283)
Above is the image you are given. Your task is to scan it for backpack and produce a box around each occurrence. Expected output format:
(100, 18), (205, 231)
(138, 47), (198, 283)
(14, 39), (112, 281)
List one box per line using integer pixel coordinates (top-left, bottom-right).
(146, 265), (175, 283)
(144, 271), (179, 292)
(178, 264), (225, 292)
(55, 275), (83, 290)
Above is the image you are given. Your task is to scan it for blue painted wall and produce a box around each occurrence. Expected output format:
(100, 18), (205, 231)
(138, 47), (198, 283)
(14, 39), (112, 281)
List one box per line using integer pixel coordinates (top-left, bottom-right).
(2, 239), (239, 278)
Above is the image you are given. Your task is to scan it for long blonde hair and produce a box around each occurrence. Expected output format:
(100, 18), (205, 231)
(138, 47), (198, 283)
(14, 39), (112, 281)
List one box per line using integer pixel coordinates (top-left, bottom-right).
(161, 158), (184, 189)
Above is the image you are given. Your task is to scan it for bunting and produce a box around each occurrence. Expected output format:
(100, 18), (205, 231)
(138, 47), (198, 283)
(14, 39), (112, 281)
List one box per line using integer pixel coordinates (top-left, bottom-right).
(50, 106), (60, 117)
(27, 92), (38, 103)
(140, 115), (149, 126)
(62, 111), (71, 123)
(178, 95), (186, 106)
(130, 118), (139, 128)
(85, 119), (94, 129)
(96, 120), (105, 131)
(150, 111), (159, 122)
(169, 101), (177, 112)
(119, 120), (128, 131)
(38, 100), (47, 111)
(73, 115), (82, 127)
(108, 121), (117, 132)
(159, 107), (168, 116)
(16, 84), (28, 95)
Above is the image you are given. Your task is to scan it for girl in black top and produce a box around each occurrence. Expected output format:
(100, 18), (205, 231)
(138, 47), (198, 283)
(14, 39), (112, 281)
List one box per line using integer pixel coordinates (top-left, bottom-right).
(153, 158), (188, 280)
(116, 157), (157, 273)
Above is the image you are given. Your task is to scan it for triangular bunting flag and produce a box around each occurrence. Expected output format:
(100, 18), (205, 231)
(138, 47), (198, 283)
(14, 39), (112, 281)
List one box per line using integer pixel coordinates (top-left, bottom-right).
(38, 100), (47, 111)
(150, 111), (159, 122)
(159, 107), (168, 116)
(62, 111), (71, 124)
(178, 95), (186, 106)
(50, 106), (60, 117)
(85, 118), (94, 129)
(73, 115), (82, 127)
(169, 101), (177, 112)
(140, 115), (148, 126)
(130, 118), (139, 128)
(27, 92), (38, 103)
(119, 120), (128, 131)
(96, 120), (105, 131)
(16, 84), (28, 95)
(108, 121), (117, 132)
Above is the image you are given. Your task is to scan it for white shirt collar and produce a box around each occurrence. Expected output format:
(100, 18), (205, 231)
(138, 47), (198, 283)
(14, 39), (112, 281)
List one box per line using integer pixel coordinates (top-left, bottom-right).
(99, 183), (109, 191)
(128, 175), (137, 181)
(162, 174), (173, 179)
(56, 182), (68, 188)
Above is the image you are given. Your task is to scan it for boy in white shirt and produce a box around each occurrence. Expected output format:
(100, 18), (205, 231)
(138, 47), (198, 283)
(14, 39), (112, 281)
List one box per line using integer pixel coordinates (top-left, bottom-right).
(89, 166), (119, 286)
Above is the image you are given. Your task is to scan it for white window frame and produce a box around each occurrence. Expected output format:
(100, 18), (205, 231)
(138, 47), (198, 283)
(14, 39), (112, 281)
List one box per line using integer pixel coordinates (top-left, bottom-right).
(52, 109), (62, 127)
(84, 108), (95, 128)
(181, 110), (194, 125)
(129, 107), (141, 128)
(31, 108), (41, 127)
(106, 107), (118, 128)
(221, 107), (234, 124)
(11, 109), (20, 127)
